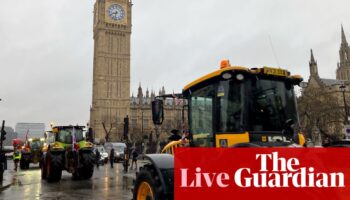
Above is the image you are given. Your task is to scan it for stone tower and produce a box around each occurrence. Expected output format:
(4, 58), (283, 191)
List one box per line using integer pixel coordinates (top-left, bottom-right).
(90, 0), (132, 141)
(336, 25), (350, 80)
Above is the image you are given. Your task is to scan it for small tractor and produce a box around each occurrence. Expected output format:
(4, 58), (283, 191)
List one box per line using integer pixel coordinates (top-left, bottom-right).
(41, 125), (94, 182)
(20, 137), (44, 169)
(133, 60), (305, 200)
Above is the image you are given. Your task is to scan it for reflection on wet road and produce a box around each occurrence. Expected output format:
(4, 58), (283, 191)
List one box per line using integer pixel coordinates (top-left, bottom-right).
(0, 162), (135, 200)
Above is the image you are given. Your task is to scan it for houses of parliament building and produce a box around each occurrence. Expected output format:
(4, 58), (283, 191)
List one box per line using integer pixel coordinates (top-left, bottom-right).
(302, 25), (350, 142)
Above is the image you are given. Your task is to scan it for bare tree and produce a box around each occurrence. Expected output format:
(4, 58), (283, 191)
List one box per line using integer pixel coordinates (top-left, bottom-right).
(298, 87), (344, 142)
(101, 115), (116, 142)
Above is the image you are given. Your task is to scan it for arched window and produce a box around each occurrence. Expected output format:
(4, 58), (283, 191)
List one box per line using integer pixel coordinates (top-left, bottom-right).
(345, 52), (348, 61)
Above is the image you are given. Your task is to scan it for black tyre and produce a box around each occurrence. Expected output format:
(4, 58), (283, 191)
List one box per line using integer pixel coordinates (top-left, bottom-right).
(41, 158), (47, 179)
(133, 170), (160, 200)
(46, 152), (62, 182)
(78, 152), (94, 180)
(20, 159), (26, 170)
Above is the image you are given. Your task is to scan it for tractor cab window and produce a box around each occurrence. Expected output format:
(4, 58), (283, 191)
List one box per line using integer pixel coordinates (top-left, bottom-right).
(57, 130), (72, 144)
(74, 129), (84, 142)
(245, 78), (298, 132)
(57, 128), (84, 143)
(216, 80), (243, 132)
(189, 84), (214, 147)
(30, 140), (42, 149)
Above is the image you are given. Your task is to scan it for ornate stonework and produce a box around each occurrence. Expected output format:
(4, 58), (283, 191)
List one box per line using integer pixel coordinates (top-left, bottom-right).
(336, 25), (350, 80)
(90, 0), (132, 141)
(301, 26), (350, 141)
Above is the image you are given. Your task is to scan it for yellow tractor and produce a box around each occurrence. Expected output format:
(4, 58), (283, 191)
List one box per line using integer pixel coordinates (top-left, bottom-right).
(133, 60), (305, 200)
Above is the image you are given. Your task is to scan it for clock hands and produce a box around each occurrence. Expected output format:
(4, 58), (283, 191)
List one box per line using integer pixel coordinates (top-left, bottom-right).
(108, 5), (124, 20)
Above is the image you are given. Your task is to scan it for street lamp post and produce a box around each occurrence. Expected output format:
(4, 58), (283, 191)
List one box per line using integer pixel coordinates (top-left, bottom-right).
(141, 110), (144, 137)
(340, 84), (349, 124)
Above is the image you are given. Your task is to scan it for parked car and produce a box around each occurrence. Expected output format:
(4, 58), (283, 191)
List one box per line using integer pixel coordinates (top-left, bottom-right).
(94, 145), (109, 164)
(104, 142), (126, 162)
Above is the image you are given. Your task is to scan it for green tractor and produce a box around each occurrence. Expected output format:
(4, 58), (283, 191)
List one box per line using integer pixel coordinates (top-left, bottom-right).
(20, 138), (44, 169)
(41, 125), (95, 182)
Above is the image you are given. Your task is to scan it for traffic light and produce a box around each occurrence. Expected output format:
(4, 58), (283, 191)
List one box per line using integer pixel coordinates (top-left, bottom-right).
(123, 116), (129, 140)
(0, 120), (5, 142)
(152, 99), (164, 125)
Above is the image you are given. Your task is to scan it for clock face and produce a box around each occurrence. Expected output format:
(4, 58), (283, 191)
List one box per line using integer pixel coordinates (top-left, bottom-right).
(108, 4), (125, 21)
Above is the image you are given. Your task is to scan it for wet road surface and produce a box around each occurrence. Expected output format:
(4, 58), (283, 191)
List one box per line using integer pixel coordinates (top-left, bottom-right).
(0, 161), (137, 200)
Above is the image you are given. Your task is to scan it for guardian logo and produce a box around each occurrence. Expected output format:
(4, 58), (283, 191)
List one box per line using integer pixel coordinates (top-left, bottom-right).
(175, 148), (350, 200)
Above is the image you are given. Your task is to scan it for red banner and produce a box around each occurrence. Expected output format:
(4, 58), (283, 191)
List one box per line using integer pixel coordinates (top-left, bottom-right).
(174, 148), (350, 200)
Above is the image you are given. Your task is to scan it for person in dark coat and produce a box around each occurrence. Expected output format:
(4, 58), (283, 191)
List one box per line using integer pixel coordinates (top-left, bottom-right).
(95, 149), (101, 168)
(110, 148), (115, 168)
(168, 129), (181, 142)
(130, 148), (139, 170)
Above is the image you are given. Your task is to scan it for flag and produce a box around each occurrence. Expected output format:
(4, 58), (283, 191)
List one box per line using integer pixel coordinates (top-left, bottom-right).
(72, 127), (76, 151)
(25, 129), (29, 142)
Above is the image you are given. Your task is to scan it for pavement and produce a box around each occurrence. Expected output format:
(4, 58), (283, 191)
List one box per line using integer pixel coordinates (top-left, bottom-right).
(0, 169), (14, 192)
(122, 159), (148, 180)
(0, 158), (148, 197)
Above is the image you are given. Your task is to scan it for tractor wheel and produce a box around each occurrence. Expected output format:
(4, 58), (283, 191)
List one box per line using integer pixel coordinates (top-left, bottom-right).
(46, 152), (62, 182)
(41, 158), (47, 179)
(20, 159), (26, 170)
(78, 152), (94, 179)
(133, 170), (160, 200)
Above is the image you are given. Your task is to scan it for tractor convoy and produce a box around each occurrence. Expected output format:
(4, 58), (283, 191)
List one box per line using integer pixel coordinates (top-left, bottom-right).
(11, 125), (95, 183)
(132, 60), (305, 200)
(5, 60), (306, 198)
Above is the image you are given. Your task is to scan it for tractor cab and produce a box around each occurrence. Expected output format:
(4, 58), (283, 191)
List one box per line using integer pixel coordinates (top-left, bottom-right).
(153, 60), (305, 148)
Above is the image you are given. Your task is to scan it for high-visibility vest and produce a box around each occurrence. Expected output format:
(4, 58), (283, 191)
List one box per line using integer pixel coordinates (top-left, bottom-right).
(13, 150), (21, 160)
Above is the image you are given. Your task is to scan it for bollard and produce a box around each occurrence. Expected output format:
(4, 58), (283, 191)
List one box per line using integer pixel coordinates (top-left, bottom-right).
(123, 147), (130, 172)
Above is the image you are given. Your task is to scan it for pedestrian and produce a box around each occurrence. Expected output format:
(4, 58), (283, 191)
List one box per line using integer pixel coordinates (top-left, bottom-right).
(130, 148), (138, 170)
(168, 129), (181, 142)
(95, 149), (101, 168)
(13, 147), (21, 171)
(110, 148), (115, 168)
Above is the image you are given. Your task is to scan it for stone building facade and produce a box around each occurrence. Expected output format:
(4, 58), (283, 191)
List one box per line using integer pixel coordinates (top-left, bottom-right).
(90, 0), (185, 142)
(129, 85), (185, 143)
(301, 25), (350, 141)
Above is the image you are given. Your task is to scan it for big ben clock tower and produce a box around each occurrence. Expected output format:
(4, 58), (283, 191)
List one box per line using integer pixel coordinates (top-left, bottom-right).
(90, 0), (132, 141)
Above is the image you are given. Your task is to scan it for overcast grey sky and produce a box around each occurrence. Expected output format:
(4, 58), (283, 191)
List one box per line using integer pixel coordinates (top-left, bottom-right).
(0, 0), (349, 129)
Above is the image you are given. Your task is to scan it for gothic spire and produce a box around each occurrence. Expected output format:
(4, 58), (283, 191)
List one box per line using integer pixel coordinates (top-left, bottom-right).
(161, 86), (165, 95)
(309, 49), (318, 77)
(342, 24), (348, 45)
(310, 49), (316, 64)
(146, 88), (149, 98)
(151, 90), (155, 100)
(137, 83), (143, 103)
(339, 25), (350, 65)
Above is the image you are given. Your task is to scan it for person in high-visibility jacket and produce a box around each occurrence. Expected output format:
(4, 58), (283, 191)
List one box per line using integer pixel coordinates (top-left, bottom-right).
(13, 148), (21, 171)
